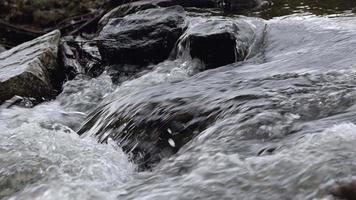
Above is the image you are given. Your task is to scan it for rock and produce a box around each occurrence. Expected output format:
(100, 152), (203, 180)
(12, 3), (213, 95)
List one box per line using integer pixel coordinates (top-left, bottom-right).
(0, 45), (5, 53)
(78, 83), (219, 169)
(0, 30), (61, 103)
(99, 0), (161, 27)
(100, 0), (263, 27)
(100, 0), (217, 24)
(59, 40), (84, 79)
(59, 36), (103, 79)
(1, 95), (36, 109)
(330, 181), (356, 200)
(175, 19), (256, 69)
(97, 6), (187, 65)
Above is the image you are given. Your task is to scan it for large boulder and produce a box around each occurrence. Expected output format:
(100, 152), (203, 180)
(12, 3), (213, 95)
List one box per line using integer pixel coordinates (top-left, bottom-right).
(0, 30), (61, 103)
(97, 6), (187, 65)
(175, 19), (256, 69)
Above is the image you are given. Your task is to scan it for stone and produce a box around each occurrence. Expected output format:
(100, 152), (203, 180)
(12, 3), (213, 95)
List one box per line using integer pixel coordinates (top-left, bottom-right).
(99, 0), (216, 27)
(1, 95), (36, 109)
(97, 6), (186, 65)
(330, 181), (356, 200)
(176, 19), (256, 69)
(78, 83), (219, 169)
(0, 30), (61, 103)
(100, 0), (263, 27)
(59, 36), (103, 79)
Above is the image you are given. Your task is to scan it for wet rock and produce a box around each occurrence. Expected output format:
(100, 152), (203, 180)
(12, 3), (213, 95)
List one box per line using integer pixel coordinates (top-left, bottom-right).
(1, 96), (36, 109)
(78, 78), (221, 168)
(100, 0), (218, 26)
(330, 181), (356, 200)
(0, 30), (61, 103)
(97, 6), (186, 65)
(99, 0), (161, 27)
(59, 36), (103, 79)
(176, 19), (255, 69)
(100, 0), (262, 27)
(59, 41), (84, 79)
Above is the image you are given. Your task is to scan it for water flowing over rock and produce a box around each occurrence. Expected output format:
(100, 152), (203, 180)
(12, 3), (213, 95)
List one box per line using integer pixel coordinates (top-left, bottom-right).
(0, 30), (62, 103)
(4, 1), (356, 199)
(100, 0), (216, 27)
(100, 0), (262, 27)
(175, 18), (256, 69)
(97, 6), (187, 66)
(80, 15), (356, 171)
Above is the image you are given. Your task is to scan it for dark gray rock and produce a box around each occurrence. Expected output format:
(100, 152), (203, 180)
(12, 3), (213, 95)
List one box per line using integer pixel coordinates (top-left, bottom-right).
(99, 0), (161, 27)
(59, 36), (103, 79)
(0, 30), (61, 103)
(176, 19), (256, 69)
(97, 6), (187, 65)
(100, 0), (262, 27)
(330, 181), (356, 200)
(100, 0), (217, 26)
(1, 95), (36, 108)
(78, 82), (219, 169)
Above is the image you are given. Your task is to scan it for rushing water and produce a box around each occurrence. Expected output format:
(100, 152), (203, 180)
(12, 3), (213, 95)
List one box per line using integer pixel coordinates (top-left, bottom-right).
(2, 1), (356, 200)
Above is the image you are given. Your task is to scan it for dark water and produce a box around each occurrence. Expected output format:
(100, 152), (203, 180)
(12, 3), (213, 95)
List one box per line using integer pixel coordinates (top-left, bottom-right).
(1, 1), (356, 200)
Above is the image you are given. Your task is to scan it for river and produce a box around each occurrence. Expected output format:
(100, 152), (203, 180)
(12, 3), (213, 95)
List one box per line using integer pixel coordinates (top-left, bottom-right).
(1, 1), (356, 200)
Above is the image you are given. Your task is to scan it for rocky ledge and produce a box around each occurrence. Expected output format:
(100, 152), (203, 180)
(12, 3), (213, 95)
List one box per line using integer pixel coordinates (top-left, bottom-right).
(0, 30), (62, 103)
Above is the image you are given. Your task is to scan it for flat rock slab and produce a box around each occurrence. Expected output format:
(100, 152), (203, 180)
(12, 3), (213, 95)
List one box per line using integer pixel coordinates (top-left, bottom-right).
(0, 30), (60, 103)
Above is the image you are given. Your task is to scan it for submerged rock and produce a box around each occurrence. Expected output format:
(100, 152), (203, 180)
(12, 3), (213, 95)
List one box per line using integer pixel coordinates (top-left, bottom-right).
(0, 30), (61, 103)
(78, 82), (219, 168)
(176, 19), (256, 69)
(97, 6), (186, 65)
